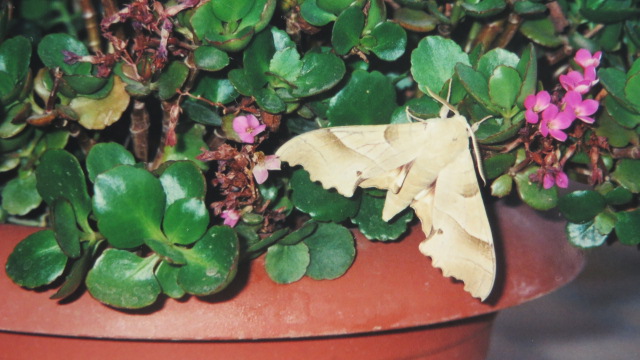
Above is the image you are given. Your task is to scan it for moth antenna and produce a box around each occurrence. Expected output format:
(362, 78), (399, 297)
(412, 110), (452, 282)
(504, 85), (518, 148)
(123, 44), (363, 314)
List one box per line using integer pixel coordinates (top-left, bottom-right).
(425, 87), (458, 118)
(464, 121), (487, 185)
(471, 115), (493, 132)
(405, 106), (427, 123)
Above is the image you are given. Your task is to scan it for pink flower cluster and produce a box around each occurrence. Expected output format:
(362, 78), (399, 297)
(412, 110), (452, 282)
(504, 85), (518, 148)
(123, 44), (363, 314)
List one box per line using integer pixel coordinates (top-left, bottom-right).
(524, 49), (602, 189)
(524, 49), (601, 142)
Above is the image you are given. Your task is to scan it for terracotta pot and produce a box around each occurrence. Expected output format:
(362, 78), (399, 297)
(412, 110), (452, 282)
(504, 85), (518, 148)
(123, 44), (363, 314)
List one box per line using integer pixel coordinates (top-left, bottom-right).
(0, 199), (584, 360)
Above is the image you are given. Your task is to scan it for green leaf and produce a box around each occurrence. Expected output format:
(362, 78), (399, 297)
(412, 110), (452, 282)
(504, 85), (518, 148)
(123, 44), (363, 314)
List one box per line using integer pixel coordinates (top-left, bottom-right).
(580, 0), (640, 23)
(317, 0), (356, 15)
(366, 21), (407, 61)
(209, 0), (255, 22)
(513, 0), (547, 14)
(181, 99), (222, 126)
(178, 226), (239, 295)
(304, 222), (355, 280)
(332, 5), (365, 55)
(265, 243), (310, 284)
(604, 186), (633, 205)
(611, 159), (640, 193)
(595, 110), (637, 147)
(155, 261), (185, 299)
(1, 171), (42, 216)
(269, 47), (302, 84)
(5, 230), (67, 288)
(279, 221), (318, 245)
(520, 18), (563, 47)
(192, 75), (239, 104)
(594, 211), (617, 235)
(86, 142), (136, 182)
(599, 68), (635, 111)
(161, 124), (209, 170)
(624, 73), (640, 111)
(461, 0), (507, 17)
(245, 228), (289, 257)
(558, 190), (606, 223)
(52, 198), (82, 258)
(158, 160), (206, 207)
(194, 45), (230, 71)
(516, 44), (537, 108)
(566, 221), (608, 249)
(604, 96), (640, 129)
(352, 191), (413, 241)
(615, 209), (640, 245)
(69, 76), (131, 130)
(393, 8), (437, 33)
(64, 74), (109, 96)
(412, 36), (470, 94)
(93, 166), (166, 249)
(143, 238), (187, 265)
(156, 61), (189, 100)
(327, 69), (396, 126)
(37, 33), (90, 75)
(488, 65), (521, 114)
(514, 166), (558, 210)
(255, 87), (286, 113)
(86, 250), (161, 309)
(483, 153), (516, 179)
(242, 29), (276, 92)
(300, 0), (337, 26)
(0, 36), (31, 84)
(477, 48), (520, 78)
(163, 198), (209, 245)
(36, 150), (92, 226)
(490, 173), (513, 198)
(290, 52), (346, 98)
(290, 168), (360, 222)
(50, 242), (95, 300)
(455, 63), (493, 111)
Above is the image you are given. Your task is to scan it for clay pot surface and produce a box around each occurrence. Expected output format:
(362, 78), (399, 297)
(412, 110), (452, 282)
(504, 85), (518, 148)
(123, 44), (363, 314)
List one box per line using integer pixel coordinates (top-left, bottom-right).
(0, 199), (584, 359)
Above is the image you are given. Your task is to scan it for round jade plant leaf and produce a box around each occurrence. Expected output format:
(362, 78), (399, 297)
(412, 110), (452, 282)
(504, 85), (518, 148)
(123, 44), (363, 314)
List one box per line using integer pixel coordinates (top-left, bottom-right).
(86, 249), (161, 309)
(64, 74), (109, 96)
(69, 76), (131, 130)
(367, 21), (407, 61)
(209, 0), (254, 22)
(483, 153), (516, 179)
(611, 159), (640, 193)
(143, 238), (187, 265)
(558, 190), (606, 224)
(1, 171), (41, 216)
(290, 168), (360, 222)
(476, 48), (520, 79)
(594, 211), (617, 236)
(393, 7), (438, 33)
(86, 142), (135, 182)
(52, 198), (81, 258)
(158, 160), (206, 207)
(265, 242), (310, 284)
(178, 226), (239, 296)
(317, 0), (354, 15)
(290, 52), (345, 98)
(36, 149), (92, 224)
(304, 222), (355, 280)
(93, 165), (166, 249)
(160, 124), (209, 170)
(156, 61), (189, 100)
(155, 261), (185, 299)
(255, 87), (286, 113)
(50, 242), (94, 300)
(242, 29), (276, 92)
(37, 33), (91, 75)
(455, 63), (493, 111)
(327, 69), (396, 126)
(604, 186), (633, 205)
(5, 230), (67, 288)
(490, 173), (513, 198)
(604, 96), (640, 129)
(411, 36), (470, 94)
(300, 0), (337, 26)
(461, 0), (506, 17)
(332, 5), (365, 55)
(194, 45), (230, 71)
(514, 166), (558, 210)
(163, 198), (209, 245)
(488, 65), (521, 114)
(566, 221), (608, 249)
(516, 45), (537, 107)
(519, 18), (564, 47)
(352, 191), (413, 241)
(624, 73), (640, 110)
(269, 47), (302, 85)
(0, 36), (31, 84)
(615, 209), (640, 245)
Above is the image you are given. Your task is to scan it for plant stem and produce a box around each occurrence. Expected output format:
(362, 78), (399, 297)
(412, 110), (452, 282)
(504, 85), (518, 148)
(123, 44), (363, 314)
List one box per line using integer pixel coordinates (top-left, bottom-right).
(150, 100), (174, 170)
(472, 19), (505, 50)
(546, 1), (569, 32)
(78, 0), (101, 53)
(494, 13), (521, 49)
(130, 99), (150, 163)
(612, 146), (640, 159)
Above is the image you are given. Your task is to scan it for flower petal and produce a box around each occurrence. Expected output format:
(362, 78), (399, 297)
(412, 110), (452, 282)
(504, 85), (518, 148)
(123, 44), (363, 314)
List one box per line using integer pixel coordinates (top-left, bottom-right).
(555, 171), (569, 188)
(543, 173), (555, 189)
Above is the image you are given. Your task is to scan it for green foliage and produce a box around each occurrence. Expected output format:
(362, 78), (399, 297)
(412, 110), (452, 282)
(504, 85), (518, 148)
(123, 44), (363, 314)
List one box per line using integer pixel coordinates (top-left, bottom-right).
(4, 0), (640, 310)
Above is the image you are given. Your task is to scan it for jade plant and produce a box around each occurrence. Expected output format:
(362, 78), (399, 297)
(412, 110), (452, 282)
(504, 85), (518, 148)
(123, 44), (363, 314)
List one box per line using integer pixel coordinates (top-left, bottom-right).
(1, 0), (639, 309)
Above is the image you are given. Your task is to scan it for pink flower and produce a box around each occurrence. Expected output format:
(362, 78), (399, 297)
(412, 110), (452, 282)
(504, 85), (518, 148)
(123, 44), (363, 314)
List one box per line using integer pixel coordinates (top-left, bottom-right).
(543, 168), (569, 189)
(574, 49), (602, 69)
(559, 71), (593, 94)
(232, 114), (266, 143)
(562, 91), (599, 124)
(221, 209), (240, 227)
(539, 104), (575, 142)
(253, 154), (281, 184)
(524, 91), (551, 124)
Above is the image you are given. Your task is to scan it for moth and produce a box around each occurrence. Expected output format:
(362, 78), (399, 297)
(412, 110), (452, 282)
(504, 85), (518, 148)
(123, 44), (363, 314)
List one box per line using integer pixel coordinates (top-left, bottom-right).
(275, 91), (496, 301)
